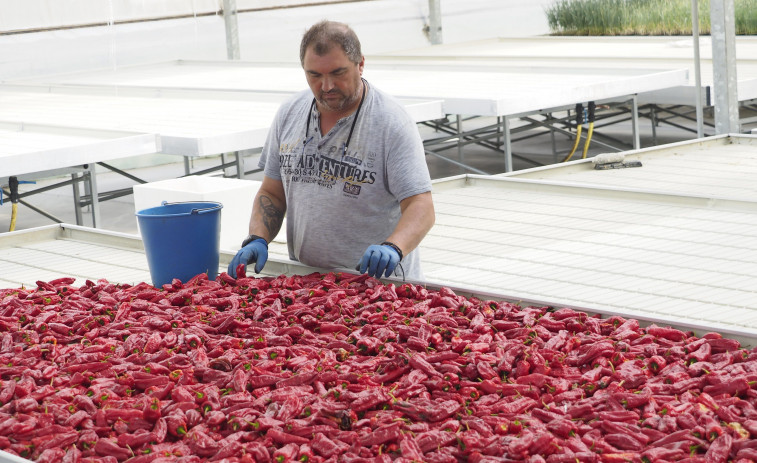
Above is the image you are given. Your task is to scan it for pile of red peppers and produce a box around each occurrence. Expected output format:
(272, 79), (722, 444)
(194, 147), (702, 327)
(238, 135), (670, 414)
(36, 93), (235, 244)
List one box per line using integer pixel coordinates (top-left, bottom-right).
(0, 269), (756, 463)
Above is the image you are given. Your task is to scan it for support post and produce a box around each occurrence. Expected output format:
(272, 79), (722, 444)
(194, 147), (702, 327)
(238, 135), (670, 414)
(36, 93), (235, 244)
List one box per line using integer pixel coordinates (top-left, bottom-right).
(234, 151), (243, 179)
(223, 0), (241, 60)
(456, 114), (464, 165)
(503, 117), (513, 172)
(691, 0), (705, 137)
(428, 0), (443, 45)
(631, 95), (640, 150)
(710, 0), (740, 134)
(71, 173), (83, 226)
(85, 168), (101, 228)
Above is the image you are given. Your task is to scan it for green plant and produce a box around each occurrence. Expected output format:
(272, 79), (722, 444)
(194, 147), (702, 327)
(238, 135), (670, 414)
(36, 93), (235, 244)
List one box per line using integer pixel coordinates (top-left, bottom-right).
(545, 0), (757, 35)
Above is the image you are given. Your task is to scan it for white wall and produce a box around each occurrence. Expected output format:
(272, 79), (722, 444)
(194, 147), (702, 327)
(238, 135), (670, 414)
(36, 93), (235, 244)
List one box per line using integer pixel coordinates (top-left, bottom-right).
(0, 0), (339, 32)
(0, 0), (553, 81)
(0, 0), (215, 32)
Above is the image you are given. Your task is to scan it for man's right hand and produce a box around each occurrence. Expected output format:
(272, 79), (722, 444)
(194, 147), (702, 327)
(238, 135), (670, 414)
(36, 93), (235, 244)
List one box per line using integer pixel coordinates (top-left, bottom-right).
(228, 238), (268, 278)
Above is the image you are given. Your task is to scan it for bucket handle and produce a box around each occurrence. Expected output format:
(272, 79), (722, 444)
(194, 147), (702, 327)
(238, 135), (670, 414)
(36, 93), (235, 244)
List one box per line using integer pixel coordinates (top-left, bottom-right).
(160, 200), (222, 215)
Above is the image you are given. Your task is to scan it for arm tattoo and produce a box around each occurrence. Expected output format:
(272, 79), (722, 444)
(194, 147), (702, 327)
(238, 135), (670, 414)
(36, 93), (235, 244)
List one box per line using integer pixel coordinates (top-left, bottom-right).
(259, 195), (284, 237)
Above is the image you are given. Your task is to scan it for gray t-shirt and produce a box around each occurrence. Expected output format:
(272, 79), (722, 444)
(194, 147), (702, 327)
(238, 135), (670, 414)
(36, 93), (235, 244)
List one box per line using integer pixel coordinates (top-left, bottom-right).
(259, 81), (432, 280)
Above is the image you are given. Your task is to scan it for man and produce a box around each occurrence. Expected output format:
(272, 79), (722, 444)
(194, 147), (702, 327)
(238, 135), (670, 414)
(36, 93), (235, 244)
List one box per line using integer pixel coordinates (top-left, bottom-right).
(228, 20), (435, 280)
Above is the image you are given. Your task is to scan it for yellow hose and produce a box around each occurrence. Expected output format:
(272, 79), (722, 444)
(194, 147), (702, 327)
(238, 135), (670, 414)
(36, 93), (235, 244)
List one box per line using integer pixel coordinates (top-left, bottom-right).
(581, 121), (595, 159)
(9, 203), (17, 232)
(561, 124), (583, 163)
(8, 176), (19, 232)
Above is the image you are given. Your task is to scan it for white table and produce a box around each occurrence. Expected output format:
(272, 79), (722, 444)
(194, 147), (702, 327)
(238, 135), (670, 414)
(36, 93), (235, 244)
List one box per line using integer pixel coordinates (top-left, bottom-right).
(0, 83), (443, 172)
(0, 83), (443, 225)
(18, 59), (688, 171)
(373, 36), (757, 138)
(0, 121), (158, 227)
(375, 36), (757, 103)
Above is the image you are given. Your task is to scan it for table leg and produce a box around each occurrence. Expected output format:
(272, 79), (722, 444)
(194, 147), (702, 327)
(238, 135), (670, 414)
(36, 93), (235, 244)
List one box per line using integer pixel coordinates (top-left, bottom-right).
(631, 94), (640, 150)
(503, 117), (513, 173)
(87, 168), (101, 228)
(71, 172), (83, 226)
(235, 151), (243, 179)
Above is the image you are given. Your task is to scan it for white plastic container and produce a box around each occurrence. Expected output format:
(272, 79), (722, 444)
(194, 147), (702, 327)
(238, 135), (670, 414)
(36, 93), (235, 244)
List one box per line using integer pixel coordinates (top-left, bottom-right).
(133, 176), (260, 252)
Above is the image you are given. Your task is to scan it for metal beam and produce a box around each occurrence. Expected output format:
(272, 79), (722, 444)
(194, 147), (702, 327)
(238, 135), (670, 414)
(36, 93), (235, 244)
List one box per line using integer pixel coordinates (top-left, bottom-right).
(223, 0), (241, 60)
(691, 0), (705, 137)
(427, 0), (443, 45)
(710, 0), (740, 134)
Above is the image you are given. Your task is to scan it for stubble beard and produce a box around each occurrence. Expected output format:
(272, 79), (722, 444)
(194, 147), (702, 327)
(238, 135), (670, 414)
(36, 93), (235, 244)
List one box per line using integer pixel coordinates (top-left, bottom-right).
(317, 79), (362, 113)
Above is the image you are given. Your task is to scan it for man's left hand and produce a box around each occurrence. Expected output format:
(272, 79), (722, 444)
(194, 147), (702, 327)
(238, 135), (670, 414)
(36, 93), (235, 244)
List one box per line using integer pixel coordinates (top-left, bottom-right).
(356, 244), (401, 278)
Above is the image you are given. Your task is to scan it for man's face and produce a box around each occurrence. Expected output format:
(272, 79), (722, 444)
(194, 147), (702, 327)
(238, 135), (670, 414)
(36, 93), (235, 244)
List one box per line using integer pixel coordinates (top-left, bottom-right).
(303, 44), (364, 114)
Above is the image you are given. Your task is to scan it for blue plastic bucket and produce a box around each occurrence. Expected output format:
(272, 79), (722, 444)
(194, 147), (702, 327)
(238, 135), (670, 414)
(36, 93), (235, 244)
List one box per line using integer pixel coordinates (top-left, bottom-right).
(136, 201), (223, 287)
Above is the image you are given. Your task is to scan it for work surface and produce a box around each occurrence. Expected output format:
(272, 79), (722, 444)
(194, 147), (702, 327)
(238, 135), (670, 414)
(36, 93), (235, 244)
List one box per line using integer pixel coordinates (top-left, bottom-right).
(0, 84), (443, 157)
(374, 36), (757, 106)
(16, 59), (688, 117)
(0, 121), (158, 180)
(3, 136), (757, 344)
(504, 134), (757, 200)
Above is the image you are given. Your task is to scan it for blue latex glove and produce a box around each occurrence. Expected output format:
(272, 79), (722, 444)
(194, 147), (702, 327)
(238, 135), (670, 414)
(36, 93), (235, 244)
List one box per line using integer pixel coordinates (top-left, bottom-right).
(356, 244), (401, 278)
(228, 238), (268, 278)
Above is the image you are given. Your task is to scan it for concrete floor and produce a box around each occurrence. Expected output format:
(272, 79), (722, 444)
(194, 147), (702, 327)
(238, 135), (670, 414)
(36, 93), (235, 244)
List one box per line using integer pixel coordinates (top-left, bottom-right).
(0, 110), (700, 237)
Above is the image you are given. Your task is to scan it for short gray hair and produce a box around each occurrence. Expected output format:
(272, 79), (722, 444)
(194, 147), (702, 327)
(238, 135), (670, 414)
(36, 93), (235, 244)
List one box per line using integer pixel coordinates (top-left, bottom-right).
(299, 20), (362, 66)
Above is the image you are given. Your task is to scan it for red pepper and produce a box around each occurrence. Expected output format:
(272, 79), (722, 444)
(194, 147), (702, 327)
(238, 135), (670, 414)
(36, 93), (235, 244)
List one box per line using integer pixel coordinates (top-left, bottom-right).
(493, 396), (538, 415)
(268, 428), (313, 446)
(646, 325), (688, 342)
(93, 438), (132, 460)
(547, 453), (598, 463)
(736, 447), (757, 460)
(359, 422), (402, 447)
(408, 354), (442, 378)
(508, 431), (535, 459)
(604, 433), (644, 452)
(703, 376), (750, 396)
(743, 419), (757, 437)
(142, 397), (161, 421)
(600, 453), (642, 463)
(164, 413), (187, 437)
(398, 435), (424, 460)
(675, 412), (698, 430)
(612, 389), (651, 409)
(705, 433), (732, 463)
(699, 414), (724, 441)
(34, 430), (78, 453)
(597, 410), (639, 423)
(571, 340), (616, 367)
(350, 389), (390, 412)
(310, 432), (350, 458)
(297, 444), (316, 462)
(273, 443), (299, 463)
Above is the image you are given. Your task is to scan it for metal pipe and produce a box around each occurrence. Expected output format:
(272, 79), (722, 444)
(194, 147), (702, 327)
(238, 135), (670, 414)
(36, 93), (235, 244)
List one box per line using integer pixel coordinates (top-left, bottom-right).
(691, 0), (705, 137)
(71, 173), (83, 226)
(97, 162), (148, 184)
(631, 95), (640, 149)
(86, 170), (100, 228)
(223, 0), (241, 60)
(710, 0), (740, 134)
(456, 115), (463, 164)
(503, 117), (513, 172)
(427, 0), (443, 45)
